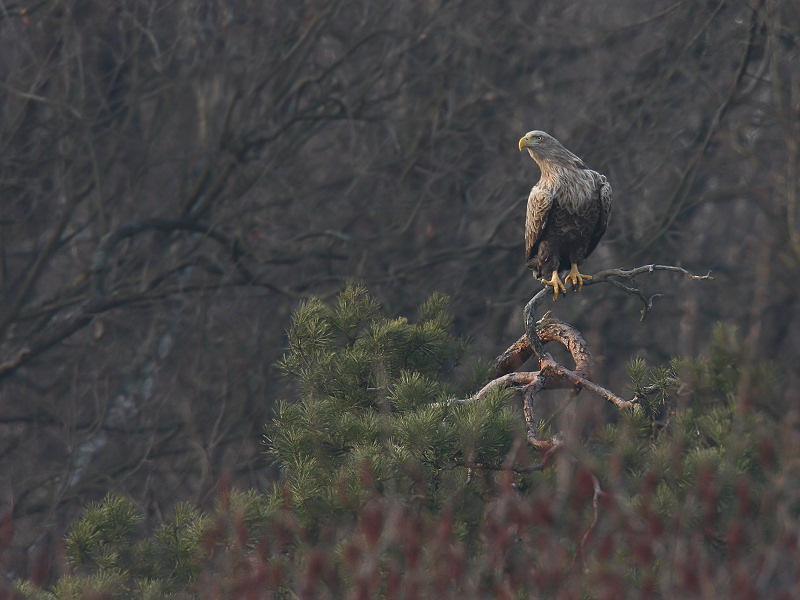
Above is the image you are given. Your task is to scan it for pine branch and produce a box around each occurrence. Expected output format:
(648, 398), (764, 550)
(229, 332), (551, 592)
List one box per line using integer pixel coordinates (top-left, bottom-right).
(474, 263), (710, 453)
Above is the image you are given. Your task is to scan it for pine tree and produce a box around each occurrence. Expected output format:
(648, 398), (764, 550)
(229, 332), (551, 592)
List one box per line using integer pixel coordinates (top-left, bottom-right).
(15, 494), (210, 600)
(18, 292), (800, 600)
(265, 284), (526, 525)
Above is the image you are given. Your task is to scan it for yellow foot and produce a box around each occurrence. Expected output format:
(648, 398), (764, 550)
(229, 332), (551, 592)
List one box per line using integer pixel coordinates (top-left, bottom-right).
(541, 270), (568, 300)
(564, 263), (592, 291)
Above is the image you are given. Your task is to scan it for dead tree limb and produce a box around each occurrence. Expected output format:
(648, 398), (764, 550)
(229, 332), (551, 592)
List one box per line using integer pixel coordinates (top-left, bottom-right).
(476, 264), (710, 452)
(584, 264), (712, 319)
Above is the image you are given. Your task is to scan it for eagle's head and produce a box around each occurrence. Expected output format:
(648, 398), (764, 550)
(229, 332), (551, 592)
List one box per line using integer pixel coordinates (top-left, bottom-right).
(519, 130), (560, 156)
(519, 130), (585, 170)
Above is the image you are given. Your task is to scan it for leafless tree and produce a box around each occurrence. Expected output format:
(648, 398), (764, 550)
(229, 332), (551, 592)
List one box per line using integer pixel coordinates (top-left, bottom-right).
(0, 0), (797, 588)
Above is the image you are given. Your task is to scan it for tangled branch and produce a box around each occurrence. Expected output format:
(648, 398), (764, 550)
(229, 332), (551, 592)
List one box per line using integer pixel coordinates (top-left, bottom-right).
(475, 263), (710, 452)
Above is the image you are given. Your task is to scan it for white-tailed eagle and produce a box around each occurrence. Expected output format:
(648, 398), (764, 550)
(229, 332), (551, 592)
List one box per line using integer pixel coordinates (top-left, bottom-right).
(519, 130), (612, 300)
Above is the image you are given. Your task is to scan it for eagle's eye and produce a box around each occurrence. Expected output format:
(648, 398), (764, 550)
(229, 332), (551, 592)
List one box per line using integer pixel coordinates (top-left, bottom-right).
(535, 135), (543, 142)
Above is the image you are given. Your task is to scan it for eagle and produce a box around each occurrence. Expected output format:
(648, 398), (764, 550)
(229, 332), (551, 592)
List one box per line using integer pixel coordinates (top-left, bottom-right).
(519, 130), (612, 300)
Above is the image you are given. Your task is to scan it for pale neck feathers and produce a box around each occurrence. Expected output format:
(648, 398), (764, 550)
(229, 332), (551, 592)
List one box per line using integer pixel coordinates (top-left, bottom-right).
(535, 160), (598, 214)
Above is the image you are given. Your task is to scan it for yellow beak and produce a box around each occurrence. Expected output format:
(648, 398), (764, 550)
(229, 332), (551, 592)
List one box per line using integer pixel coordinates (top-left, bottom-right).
(519, 136), (529, 151)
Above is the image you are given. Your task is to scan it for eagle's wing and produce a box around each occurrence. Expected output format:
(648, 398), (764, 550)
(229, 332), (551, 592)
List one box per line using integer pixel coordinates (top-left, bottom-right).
(525, 185), (553, 264)
(585, 173), (612, 258)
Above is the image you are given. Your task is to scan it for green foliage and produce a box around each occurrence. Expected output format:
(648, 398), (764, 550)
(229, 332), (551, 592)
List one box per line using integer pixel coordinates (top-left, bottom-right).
(63, 494), (143, 572)
(626, 356), (679, 428)
(607, 325), (780, 524)
(20, 293), (800, 599)
(268, 285), (521, 524)
(15, 496), (212, 600)
(137, 503), (210, 586)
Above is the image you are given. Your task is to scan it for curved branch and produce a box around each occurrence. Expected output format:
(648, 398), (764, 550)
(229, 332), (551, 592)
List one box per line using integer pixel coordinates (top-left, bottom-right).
(475, 263), (710, 454)
(477, 316), (630, 409)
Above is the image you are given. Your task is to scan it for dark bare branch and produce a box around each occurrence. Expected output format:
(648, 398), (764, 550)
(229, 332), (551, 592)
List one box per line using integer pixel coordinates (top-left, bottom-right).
(475, 263), (709, 453)
(585, 264), (712, 318)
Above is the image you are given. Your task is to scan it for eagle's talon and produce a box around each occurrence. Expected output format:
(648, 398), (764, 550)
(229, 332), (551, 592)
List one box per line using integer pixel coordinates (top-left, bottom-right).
(542, 270), (568, 300)
(564, 263), (592, 291)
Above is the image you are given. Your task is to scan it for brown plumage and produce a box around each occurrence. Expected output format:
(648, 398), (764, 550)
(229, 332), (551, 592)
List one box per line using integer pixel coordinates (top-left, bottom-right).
(519, 130), (612, 300)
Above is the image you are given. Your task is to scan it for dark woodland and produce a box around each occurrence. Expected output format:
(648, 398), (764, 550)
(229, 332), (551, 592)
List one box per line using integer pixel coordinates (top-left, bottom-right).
(1, 0), (799, 596)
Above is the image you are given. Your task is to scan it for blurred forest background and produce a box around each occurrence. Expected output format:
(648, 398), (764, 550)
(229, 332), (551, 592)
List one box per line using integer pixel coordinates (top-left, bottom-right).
(1, 0), (798, 588)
